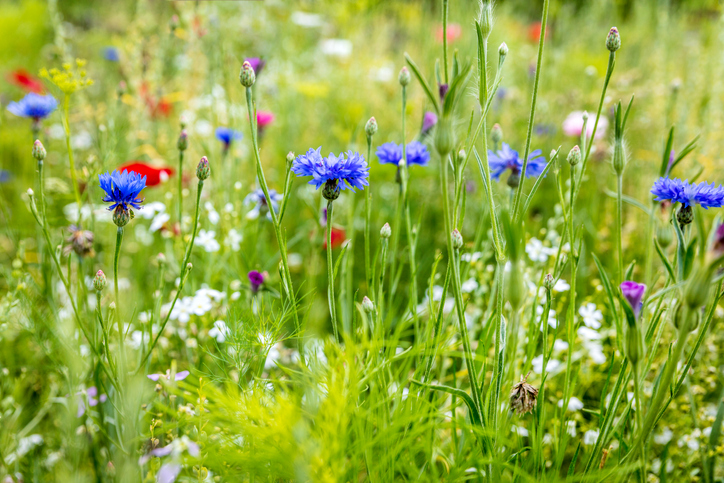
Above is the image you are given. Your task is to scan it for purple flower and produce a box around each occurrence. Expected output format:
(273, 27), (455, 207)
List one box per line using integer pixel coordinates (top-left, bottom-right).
(439, 83), (449, 101)
(77, 386), (107, 417)
(376, 141), (430, 167)
(292, 147), (369, 192)
(651, 177), (724, 209)
(421, 111), (438, 134)
(148, 369), (190, 382)
(139, 436), (200, 483)
(7, 93), (58, 120)
(215, 127), (242, 148)
(103, 46), (120, 62)
(245, 57), (265, 76)
(98, 170), (147, 211)
(714, 223), (724, 255)
(248, 270), (265, 293)
(620, 281), (646, 318)
(488, 142), (546, 181)
(244, 188), (282, 220)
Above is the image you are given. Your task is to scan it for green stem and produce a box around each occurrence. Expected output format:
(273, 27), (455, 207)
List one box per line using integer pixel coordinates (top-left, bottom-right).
(633, 361), (646, 483)
(365, 134), (374, 292)
(62, 95), (82, 214)
(377, 237), (389, 343)
(401, 84), (419, 340)
(442, 0), (449, 84)
(511, 0), (550, 220)
(244, 86), (301, 342)
(178, 150), (184, 236)
(327, 200), (339, 343)
(113, 226), (125, 371)
(617, 174), (624, 283)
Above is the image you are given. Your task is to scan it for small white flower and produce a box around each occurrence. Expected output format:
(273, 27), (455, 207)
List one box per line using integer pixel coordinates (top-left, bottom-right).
(130, 330), (150, 349)
(558, 396), (584, 411)
(291, 11), (324, 28)
(225, 229), (243, 252)
(320, 39), (352, 57)
(583, 429), (599, 445)
(553, 279), (570, 292)
(566, 420), (577, 437)
(579, 303), (603, 329)
(150, 212), (170, 232)
(531, 354), (561, 374)
(512, 426), (529, 437)
(196, 230), (220, 253)
(537, 305), (558, 330)
(461, 278), (478, 293)
(678, 429), (701, 452)
(16, 434), (44, 457)
(461, 252), (483, 263)
(553, 339), (569, 352)
(205, 202), (220, 225)
(577, 326), (602, 341)
(209, 320), (230, 343)
(526, 237), (555, 263)
(654, 427), (674, 445)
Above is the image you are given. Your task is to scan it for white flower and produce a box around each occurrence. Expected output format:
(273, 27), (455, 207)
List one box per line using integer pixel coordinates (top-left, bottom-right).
(71, 131), (93, 150)
(566, 420), (577, 437)
(461, 252), (483, 262)
(512, 426), (529, 437)
(553, 339), (569, 352)
(553, 279), (570, 292)
(205, 202), (220, 225)
(130, 330), (150, 349)
(194, 119), (213, 137)
(16, 434), (43, 457)
(531, 355), (561, 374)
(654, 427), (674, 445)
(190, 295), (213, 316)
(195, 286), (225, 302)
(461, 278), (478, 293)
(584, 341), (607, 365)
(139, 202), (167, 219)
(583, 429), (599, 445)
(291, 11), (324, 28)
(537, 305), (558, 330)
(225, 229), (242, 252)
(150, 212), (170, 232)
(264, 343), (282, 370)
(320, 39), (352, 57)
(196, 230), (220, 253)
(558, 396), (584, 411)
(579, 303), (603, 329)
(577, 326), (602, 341)
(209, 320), (230, 343)
(678, 429), (702, 452)
(526, 237), (555, 263)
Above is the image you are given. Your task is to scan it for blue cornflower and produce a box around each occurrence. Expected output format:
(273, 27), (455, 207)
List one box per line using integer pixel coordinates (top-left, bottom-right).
(215, 127), (242, 149)
(292, 147), (369, 199)
(103, 47), (120, 62)
(98, 170), (147, 212)
(244, 188), (282, 220)
(7, 93), (58, 120)
(651, 177), (724, 209)
(488, 142), (546, 181)
(376, 141), (430, 167)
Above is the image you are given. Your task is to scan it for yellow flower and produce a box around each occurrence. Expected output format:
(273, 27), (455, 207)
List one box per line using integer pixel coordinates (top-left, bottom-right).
(39, 59), (94, 95)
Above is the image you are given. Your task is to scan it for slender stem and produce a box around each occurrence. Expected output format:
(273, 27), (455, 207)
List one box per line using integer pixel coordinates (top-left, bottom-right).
(617, 174), (624, 283)
(401, 84), (419, 340)
(377, 237), (389, 343)
(327, 200), (339, 343)
(178, 150), (184, 236)
(489, 260), (505, 434)
(633, 361), (646, 483)
(62, 95), (82, 213)
(244, 86), (301, 341)
(511, 0), (550, 219)
(113, 227), (123, 307)
(365, 134), (374, 292)
(442, 0), (449, 84)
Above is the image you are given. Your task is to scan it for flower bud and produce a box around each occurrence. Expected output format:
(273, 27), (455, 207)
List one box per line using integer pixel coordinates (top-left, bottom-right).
(491, 123), (503, 145)
(365, 117), (378, 138)
(239, 61), (256, 88)
(398, 67), (410, 87)
(113, 206), (130, 227)
(606, 27), (621, 52)
(93, 270), (107, 291)
(543, 274), (555, 292)
(33, 140), (46, 161)
(623, 320), (642, 364)
(157, 253), (166, 265)
(380, 223), (392, 239)
(196, 156), (210, 180)
(286, 151), (295, 166)
(506, 172), (520, 189)
(498, 42), (508, 61)
(27, 188), (35, 197)
(656, 222), (673, 248)
(452, 229), (463, 249)
(362, 296), (375, 314)
(567, 145), (581, 167)
(673, 302), (701, 332)
(612, 138), (626, 176)
(322, 180), (340, 201)
(434, 117), (454, 157)
(478, 0), (494, 39)
(177, 130), (188, 151)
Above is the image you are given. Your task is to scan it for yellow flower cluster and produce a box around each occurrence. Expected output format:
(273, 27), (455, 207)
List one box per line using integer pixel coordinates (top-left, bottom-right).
(39, 59), (94, 95)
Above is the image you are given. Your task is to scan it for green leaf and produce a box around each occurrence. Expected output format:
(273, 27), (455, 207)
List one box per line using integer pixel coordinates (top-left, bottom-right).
(405, 53), (440, 114)
(603, 189), (652, 216)
(659, 126), (675, 177)
(411, 380), (482, 426)
(520, 147), (560, 219)
(654, 238), (676, 281)
(668, 134), (700, 175)
(443, 63), (471, 116)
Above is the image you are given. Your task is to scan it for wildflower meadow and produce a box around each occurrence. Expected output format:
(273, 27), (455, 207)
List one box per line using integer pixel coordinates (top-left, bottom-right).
(3, 0), (724, 481)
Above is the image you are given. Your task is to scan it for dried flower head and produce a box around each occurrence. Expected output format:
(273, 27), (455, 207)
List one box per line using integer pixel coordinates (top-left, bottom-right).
(64, 225), (95, 258)
(510, 373), (538, 415)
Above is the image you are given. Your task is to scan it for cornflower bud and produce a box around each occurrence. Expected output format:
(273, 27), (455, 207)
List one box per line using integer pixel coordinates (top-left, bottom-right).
(491, 123), (503, 145)
(507, 261), (524, 309)
(543, 273), (555, 292)
(196, 156), (210, 180)
(434, 117), (454, 156)
(380, 223), (392, 239)
(567, 145), (581, 167)
(478, 0), (494, 39)
(177, 130), (188, 151)
(239, 61), (256, 88)
(286, 151), (295, 166)
(157, 253), (166, 265)
(606, 27), (621, 52)
(365, 117), (378, 138)
(452, 229), (463, 249)
(33, 140), (46, 161)
(398, 67), (410, 87)
(498, 42), (508, 61)
(93, 270), (107, 291)
(362, 296), (375, 314)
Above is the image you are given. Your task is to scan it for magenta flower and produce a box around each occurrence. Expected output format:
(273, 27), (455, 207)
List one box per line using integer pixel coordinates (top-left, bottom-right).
(248, 270), (265, 294)
(77, 386), (107, 417)
(245, 57), (265, 76)
(148, 369), (190, 382)
(256, 111), (274, 137)
(421, 111), (437, 135)
(620, 281), (646, 318)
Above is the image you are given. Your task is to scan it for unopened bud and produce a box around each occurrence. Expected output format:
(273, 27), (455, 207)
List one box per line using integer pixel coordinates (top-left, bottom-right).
(543, 274), (555, 292)
(93, 270), (107, 291)
(157, 253), (166, 265)
(507, 172), (520, 189)
(398, 67), (410, 86)
(365, 117), (378, 138)
(478, 0), (494, 39)
(33, 140), (46, 161)
(567, 145), (581, 166)
(362, 296), (375, 314)
(380, 223), (391, 239)
(434, 117), (454, 156)
(491, 123), (503, 145)
(177, 130), (188, 151)
(196, 156), (210, 180)
(286, 152), (295, 165)
(498, 42), (508, 61)
(239, 61), (256, 88)
(507, 261), (524, 310)
(27, 188), (35, 197)
(452, 229), (463, 249)
(606, 27), (621, 52)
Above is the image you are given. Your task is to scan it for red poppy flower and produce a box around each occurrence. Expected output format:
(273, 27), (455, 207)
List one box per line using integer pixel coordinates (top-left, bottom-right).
(7, 69), (44, 94)
(527, 22), (551, 43)
(140, 83), (173, 119)
(435, 23), (462, 43)
(322, 227), (347, 250)
(117, 162), (174, 187)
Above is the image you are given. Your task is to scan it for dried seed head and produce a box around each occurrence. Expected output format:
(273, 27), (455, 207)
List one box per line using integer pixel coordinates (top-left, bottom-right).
(510, 373), (538, 415)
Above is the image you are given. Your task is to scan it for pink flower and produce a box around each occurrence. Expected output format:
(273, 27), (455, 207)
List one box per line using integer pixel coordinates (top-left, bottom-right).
(436, 23), (462, 43)
(257, 111), (274, 128)
(148, 369), (190, 382)
(562, 111), (609, 140)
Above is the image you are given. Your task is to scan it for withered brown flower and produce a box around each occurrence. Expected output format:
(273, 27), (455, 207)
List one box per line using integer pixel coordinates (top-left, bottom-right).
(510, 373), (538, 415)
(64, 225), (95, 258)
